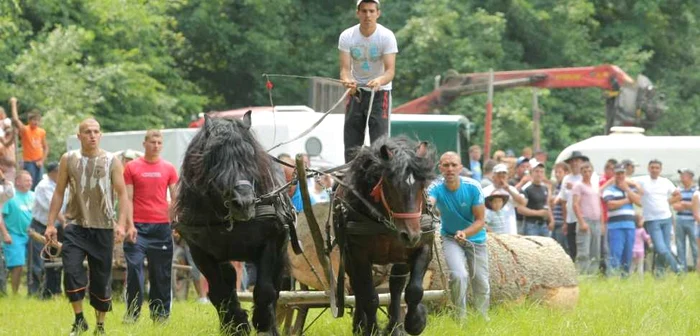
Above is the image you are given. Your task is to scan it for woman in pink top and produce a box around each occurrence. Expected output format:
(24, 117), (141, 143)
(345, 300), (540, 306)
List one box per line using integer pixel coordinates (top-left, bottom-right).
(631, 219), (652, 277)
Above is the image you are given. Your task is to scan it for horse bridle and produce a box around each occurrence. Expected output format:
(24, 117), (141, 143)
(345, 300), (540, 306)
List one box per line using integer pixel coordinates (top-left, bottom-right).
(369, 176), (424, 220)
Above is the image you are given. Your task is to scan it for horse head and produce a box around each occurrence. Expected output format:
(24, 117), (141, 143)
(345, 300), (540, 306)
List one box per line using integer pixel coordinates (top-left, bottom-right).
(178, 111), (275, 223)
(349, 137), (436, 247)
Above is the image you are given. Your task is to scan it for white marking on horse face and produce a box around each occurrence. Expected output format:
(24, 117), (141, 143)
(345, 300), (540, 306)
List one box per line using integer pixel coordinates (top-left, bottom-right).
(405, 174), (416, 186)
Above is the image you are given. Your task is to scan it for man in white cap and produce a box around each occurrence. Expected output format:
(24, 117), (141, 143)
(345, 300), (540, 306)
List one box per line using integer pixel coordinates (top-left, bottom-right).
(482, 163), (527, 235)
(339, 0), (398, 162)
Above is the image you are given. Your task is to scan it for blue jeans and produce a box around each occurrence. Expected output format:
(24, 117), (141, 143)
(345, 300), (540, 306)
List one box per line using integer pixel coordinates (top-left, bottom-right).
(442, 236), (490, 319)
(523, 220), (550, 237)
(675, 219), (698, 270)
(607, 228), (635, 276)
(124, 223), (174, 320)
(645, 218), (680, 275)
(552, 224), (569, 255)
(23, 161), (42, 191)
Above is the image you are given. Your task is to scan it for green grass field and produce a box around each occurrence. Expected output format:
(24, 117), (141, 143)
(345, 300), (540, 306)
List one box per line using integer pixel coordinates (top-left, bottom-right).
(1, 275), (699, 335)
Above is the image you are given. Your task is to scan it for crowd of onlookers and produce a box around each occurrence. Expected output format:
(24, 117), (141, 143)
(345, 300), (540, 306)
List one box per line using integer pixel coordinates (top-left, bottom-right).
(466, 144), (699, 277)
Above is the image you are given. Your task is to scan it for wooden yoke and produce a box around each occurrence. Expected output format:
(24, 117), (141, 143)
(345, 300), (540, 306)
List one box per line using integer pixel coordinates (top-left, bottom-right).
(295, 155), (333, 291)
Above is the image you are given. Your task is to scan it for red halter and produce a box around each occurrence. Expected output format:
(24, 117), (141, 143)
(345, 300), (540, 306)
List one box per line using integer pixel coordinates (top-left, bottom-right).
(369, 176), (423, 220)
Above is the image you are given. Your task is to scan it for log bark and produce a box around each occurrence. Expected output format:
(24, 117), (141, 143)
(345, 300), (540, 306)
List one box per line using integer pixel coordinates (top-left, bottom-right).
(288, 203), (389, 291)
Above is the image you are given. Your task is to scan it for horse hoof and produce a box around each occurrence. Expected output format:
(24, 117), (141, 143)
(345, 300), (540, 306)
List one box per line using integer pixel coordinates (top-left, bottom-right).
(404, 304), (427, 335)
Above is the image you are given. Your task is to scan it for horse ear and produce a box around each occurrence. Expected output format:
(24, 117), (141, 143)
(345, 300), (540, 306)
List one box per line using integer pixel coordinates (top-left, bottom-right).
(416, 141), (429, 157)
(380, 145), (393, 160)
(242, 110), (252, 129)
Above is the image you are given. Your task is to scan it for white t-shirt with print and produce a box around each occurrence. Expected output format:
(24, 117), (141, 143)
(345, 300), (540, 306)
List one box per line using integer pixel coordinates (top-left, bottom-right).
(338, 24), (398, 91)
(634, 175), (676, 221)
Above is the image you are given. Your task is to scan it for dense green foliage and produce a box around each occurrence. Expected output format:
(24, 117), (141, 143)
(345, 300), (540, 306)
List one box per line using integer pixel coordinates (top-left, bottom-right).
(1, 0), (699, 161)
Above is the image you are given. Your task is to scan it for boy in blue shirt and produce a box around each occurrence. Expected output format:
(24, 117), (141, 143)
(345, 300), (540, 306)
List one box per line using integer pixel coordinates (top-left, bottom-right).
(1, 171), (34, 294)
(428, 151), (489, 321)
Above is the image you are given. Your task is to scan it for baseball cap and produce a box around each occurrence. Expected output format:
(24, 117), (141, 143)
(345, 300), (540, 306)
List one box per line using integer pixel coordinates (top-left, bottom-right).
(493, 164), (508, 174)
(529, 159), (545, 169)
(614, 163), (626, 173)
(516, 156), (529, 167)
(45, 162), (59, 173)
(357, 0), (380, 8)
(678, 168), (695, 176)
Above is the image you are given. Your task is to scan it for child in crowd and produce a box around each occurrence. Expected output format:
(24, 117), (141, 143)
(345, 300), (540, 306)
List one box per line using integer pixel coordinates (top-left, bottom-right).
(631, 218), (652, 277)
(485, 190), (510, 234)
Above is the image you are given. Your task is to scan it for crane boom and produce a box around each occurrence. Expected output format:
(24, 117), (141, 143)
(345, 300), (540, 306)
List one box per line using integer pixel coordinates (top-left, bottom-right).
(392, 64), (665, 133)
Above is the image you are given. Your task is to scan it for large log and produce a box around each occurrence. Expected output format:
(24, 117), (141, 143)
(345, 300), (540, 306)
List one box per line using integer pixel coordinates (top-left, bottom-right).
(289, 205), (578, 308)
(288, 203), (389, 291)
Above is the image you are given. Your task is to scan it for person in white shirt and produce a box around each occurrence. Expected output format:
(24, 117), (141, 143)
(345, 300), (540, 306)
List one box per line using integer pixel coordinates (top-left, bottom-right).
(555, 151), (599, 261)
(339, 0), (398, 162)
(634, 159), (682, 275)
(482, 164), (527, 235)
(27, 162), (66, 298)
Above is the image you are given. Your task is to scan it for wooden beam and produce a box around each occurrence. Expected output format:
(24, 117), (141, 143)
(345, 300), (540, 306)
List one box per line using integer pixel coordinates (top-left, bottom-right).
(237, 290), (447, 307)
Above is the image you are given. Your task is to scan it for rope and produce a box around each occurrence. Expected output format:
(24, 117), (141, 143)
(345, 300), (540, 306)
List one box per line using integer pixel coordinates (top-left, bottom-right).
(452, 235), (478, 280)
(266, 88), (351, 152)
(41, 240), (61, 261)
(262, 73), (345, 84)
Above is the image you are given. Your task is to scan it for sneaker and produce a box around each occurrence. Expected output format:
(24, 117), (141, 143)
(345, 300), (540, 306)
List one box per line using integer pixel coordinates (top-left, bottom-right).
(196, 297), (210, 304)
(93, 325), (105, 335)
(69, 319), (88, 336)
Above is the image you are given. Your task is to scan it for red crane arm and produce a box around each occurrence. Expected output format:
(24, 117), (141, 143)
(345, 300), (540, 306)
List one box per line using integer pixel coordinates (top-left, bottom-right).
(394, 64), (635, 114)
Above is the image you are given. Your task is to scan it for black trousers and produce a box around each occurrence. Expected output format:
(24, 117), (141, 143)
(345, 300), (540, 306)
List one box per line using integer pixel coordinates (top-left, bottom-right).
(344, 89), (392, 163)
(123, 223), (173, 320)
(567, 222), (577, 261)
(62, 225), (114, 312)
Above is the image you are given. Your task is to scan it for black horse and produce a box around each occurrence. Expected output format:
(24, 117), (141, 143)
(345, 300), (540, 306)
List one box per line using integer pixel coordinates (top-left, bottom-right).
(338, 136), (437, 336)
(174, 112), (295, 335)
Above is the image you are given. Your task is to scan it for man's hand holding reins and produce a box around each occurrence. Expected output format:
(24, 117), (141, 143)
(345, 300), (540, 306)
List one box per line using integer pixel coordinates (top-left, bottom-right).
(44, 225), (57, 244)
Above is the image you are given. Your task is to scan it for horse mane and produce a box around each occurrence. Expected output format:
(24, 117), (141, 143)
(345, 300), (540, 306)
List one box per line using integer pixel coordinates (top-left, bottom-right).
(176, 116), (280, 223)
(346, 136), (437, 205)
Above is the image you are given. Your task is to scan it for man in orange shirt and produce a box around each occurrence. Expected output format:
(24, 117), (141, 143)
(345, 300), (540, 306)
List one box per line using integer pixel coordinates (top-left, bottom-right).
(10, 97), (49, 190)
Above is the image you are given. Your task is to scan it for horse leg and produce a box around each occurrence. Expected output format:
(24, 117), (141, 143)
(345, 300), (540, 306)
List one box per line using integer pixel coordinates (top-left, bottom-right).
(252, 238), (285, 336)
(189, 244), (249, 335)
(404, 244), (431, 335)
(346, 246), (379, 336)
(385, 263), (409, 336)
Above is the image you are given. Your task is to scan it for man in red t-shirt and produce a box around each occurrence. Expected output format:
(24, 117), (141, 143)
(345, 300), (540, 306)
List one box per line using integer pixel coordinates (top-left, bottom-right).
(122, 130), (178, 323)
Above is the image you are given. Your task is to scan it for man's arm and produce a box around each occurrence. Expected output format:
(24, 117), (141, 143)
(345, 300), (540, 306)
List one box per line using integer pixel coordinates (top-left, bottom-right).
(339, 51), (357, 92)
(9, 97), (26, 133)
(168, 183), (178, 222)
(111, 159), (130, 229)
(692, 193), (700, 223)
(461, 204), (485, 238)
(0, 130), (14, 147)
(45, 155), (69, 240)
(507, 186), (527, 207)
(572, 193), (586, 226)
(126, 185), (134, 226)
(366, 53), (396, 90)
